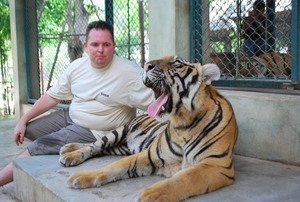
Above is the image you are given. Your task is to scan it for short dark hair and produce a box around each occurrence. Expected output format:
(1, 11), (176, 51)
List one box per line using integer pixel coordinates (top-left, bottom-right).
(253, 0), (265, 11)
(85, 20), (114, 42)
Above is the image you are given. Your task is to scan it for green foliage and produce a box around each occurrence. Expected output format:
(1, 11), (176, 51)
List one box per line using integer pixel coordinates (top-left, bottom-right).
(37, 0), (104, 46)
(0, 0), (11, 81)
(0, 1), (10, 40)
(229, 31), (237, 53)
(0, 0), (13, 115)
(211, 41), (225, 52)
(37, 0), (67, 34)
(37, 0), (68, 46)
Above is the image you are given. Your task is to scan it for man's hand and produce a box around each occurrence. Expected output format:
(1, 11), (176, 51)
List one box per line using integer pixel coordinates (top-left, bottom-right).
(12, 93), (61, 146)
(14, 120), (27, 146)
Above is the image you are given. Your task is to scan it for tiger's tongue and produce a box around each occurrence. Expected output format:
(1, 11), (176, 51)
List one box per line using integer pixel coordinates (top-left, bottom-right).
(148, 94), (168, 118)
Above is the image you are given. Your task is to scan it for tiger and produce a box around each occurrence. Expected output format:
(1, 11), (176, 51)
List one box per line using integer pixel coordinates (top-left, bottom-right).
(209, 52), (267, 78)
(59, 56), (238, 202)
(210, 52), (236, 77)
(238, 56), (268, 77)
(238, 52), (292, 78)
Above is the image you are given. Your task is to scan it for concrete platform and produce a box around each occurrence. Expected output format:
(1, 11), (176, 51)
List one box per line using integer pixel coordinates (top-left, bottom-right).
(13, 154), (300, 202)
(1, 118), (300, 202)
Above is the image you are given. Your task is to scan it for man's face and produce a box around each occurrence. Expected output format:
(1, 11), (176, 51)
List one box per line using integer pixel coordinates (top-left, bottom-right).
(253, 8), (265, 19)
(84, 28), (116, 69)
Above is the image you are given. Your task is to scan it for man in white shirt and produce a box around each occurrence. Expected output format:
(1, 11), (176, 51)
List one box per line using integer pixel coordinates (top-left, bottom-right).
(0, 20), (154, 186)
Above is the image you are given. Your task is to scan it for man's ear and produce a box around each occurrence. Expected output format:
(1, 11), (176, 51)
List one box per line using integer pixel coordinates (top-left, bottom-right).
(202, 64), (221, 85)
(83, 42), (88, 51)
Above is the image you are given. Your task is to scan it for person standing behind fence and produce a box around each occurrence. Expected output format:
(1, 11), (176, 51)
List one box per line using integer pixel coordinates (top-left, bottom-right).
(242, 0), (266, 57)
(0, 20), (154, 187)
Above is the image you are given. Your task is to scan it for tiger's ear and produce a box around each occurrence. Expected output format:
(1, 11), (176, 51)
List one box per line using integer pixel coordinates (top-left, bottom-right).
(201, 63), (221, 85)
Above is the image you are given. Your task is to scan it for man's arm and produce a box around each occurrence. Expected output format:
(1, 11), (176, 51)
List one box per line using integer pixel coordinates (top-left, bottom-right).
(14, 93), (61, 145)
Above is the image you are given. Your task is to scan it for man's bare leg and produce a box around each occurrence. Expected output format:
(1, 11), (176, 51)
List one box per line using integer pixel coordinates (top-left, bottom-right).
(0, 149), (30, 186)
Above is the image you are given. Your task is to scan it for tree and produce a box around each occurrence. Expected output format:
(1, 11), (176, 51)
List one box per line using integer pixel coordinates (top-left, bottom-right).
(66, 0), (88, 62)
(36, 0), (91, 91)
(0, 0), (11, 83)
(0, 0), (13, 115)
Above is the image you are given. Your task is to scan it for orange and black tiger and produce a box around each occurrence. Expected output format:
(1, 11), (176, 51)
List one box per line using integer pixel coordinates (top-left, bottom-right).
(257, 52), (292, 77)
(59, 56), (238, 201)
(239, 52), (292, 78)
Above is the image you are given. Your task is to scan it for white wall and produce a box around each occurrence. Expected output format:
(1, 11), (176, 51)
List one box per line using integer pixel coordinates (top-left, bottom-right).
(148, 0), (190, 60)
(221, 90), (300, 165)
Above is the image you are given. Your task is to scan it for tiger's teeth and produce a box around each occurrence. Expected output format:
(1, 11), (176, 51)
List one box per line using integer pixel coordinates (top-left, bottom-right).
(162, 106), (165, 111)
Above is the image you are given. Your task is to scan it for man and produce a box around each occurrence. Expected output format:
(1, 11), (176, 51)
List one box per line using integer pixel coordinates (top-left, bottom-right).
(0, 20), (154, 186)
(242, 0), (266, 56)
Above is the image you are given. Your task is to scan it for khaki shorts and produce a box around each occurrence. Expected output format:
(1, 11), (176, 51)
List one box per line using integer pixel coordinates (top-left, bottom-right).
(26, 108), (97, 156)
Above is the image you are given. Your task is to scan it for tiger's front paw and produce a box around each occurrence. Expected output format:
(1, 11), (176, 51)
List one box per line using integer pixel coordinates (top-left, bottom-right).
(138, 186), (173, 202)
(60, 143), (87, 154)
(67, 171), (107, 189)
(59, 150), (84, 167)
(59, 143), (88, 167)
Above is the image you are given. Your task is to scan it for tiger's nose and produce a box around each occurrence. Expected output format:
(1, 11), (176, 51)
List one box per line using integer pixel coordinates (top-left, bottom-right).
(144, 63), (155, 71)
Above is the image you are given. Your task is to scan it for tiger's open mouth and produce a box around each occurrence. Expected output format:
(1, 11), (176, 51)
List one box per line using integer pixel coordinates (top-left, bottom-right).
(144, 76), (170, 118)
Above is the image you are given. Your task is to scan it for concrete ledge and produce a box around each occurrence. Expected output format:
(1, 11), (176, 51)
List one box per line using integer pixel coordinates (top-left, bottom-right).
(13, 155), (300, 202)
(220, 90), (300, 165)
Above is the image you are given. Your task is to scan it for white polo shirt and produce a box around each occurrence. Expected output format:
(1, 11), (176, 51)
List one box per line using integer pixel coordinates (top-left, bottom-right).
(47, 55), (154, 139)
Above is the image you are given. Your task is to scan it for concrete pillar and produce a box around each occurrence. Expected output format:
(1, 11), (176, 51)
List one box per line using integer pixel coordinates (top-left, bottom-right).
(148, 0), (190, 61)
(10, 0), (28, 120)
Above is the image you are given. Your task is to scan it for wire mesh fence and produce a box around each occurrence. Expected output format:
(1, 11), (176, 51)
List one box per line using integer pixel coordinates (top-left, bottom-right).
(4, 0), (297, 117)
(23, 0), (297, 105)
(191, 0), (292, 82)
(22, 0), (150, 116)
(32, 0), (149, 98)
